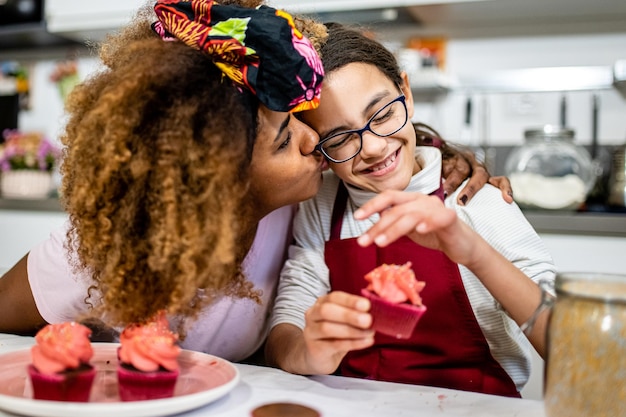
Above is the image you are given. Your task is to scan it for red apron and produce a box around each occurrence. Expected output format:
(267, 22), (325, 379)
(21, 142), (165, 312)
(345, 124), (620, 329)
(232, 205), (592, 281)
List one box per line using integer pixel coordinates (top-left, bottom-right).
(324, 181), (520, 398)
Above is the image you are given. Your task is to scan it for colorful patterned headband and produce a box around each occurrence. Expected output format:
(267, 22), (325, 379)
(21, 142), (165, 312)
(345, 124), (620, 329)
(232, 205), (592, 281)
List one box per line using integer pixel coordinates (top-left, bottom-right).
(153, 0), (324, 113)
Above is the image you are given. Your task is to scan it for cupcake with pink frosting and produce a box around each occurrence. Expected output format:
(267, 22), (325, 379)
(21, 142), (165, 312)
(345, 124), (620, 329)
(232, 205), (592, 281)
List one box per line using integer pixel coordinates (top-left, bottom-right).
(28, 322), (95, 401)
(117, 310), (181, 401)
(361, 262), (427, 339)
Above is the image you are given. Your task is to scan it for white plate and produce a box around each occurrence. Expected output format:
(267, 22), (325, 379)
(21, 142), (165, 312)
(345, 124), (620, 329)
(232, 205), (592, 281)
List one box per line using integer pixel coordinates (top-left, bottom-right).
(0, 343), (240, 417)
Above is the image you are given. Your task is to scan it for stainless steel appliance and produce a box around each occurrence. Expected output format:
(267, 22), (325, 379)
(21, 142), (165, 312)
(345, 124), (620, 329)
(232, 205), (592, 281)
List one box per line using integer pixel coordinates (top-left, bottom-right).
(608, 145), (626, 207)
(0, 0), (76, 49)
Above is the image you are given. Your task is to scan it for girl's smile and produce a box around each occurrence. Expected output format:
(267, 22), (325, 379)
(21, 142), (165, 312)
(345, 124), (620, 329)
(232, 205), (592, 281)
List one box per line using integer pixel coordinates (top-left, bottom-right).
(361, 147), (401, 176)
(301, 62), (419, 193)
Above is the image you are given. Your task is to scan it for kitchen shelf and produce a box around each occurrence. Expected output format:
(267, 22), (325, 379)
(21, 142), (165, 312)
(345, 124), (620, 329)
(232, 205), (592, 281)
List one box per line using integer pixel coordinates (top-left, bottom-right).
(457, 65), (614, 94)
(409, 68), (456, 96)
(524, 210), (626, 237)
(0, 21), (78, 50)
(1, 196), (624, 237)
(409, 65), (618, 98)
(0, 197), (63, 212)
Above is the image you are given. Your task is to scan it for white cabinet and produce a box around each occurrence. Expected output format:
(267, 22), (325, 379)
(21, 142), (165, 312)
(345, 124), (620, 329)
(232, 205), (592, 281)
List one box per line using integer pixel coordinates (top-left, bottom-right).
(44, 0), (488, 41)
(45, 0), (144, 41)
(267, 0), (486, 13)
(539, 234), (626, 274)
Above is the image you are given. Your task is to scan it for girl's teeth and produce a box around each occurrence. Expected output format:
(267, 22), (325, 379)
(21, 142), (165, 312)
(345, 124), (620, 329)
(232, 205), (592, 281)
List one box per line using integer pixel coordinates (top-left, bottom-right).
(371, 153), (395, 172)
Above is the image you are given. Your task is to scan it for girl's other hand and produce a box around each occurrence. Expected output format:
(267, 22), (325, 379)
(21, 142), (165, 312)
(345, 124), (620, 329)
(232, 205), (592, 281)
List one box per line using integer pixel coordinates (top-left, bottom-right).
(302, 291), (375, 374)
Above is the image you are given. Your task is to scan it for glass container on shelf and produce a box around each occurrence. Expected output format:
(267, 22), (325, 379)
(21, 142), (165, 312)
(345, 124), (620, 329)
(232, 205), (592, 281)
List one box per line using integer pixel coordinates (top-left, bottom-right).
(504, 125), (595, 210)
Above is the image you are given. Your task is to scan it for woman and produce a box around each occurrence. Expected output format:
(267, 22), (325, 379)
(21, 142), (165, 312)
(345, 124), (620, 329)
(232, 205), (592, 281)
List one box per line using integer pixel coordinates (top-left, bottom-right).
(0, 1), (506, 363)
(265, 23), (555, 397)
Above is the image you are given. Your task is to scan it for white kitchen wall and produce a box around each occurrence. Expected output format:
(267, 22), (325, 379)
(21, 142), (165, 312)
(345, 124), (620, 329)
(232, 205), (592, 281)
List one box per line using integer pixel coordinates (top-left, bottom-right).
(9, 33), (624, 269)
(17, 57), (100, 147)
(14, 32), (626, 149)
(383, 32), (626, 146)
(0, 210), (67, 271)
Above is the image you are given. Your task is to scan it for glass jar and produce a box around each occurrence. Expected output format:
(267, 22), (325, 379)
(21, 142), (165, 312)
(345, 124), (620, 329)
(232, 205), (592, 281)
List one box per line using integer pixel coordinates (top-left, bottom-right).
(504, 125), (595, 210)
(544, 272), (626, 417)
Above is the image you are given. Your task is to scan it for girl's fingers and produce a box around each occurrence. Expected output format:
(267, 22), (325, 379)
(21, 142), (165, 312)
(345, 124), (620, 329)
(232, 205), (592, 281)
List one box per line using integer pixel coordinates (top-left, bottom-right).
(356, 193), (454, 247)
(356, 203), (419, 247)
(306, 292), (372, 330)
(370, 212), (428, 247)
(306, 320), (375, 340)
(354, 190), (416, 220)
(310, 338), (375, 353)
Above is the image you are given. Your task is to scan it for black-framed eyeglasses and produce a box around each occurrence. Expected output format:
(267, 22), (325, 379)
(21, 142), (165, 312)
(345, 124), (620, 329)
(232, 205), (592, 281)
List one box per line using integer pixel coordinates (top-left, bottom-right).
(314, 94), (408, 163)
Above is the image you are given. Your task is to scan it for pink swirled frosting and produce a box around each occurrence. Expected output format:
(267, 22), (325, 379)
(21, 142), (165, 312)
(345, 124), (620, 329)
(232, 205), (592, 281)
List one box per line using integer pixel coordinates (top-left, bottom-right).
(118, 311), (181, 372)
(364, 262), (426, 305)
(31, 322), (94, 375)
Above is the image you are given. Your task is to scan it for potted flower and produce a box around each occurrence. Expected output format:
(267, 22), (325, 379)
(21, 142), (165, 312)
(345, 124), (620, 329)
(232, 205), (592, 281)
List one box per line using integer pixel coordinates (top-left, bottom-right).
(0, 129), (61, 199)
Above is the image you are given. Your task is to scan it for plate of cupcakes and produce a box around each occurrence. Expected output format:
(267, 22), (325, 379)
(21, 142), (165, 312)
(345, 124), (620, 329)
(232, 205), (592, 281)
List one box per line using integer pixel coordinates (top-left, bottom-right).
(0, 316), (240, 417)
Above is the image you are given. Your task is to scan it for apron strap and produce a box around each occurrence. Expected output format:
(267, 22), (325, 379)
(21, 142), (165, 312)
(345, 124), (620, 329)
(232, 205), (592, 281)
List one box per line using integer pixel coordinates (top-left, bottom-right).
(329, 181), (349, 240)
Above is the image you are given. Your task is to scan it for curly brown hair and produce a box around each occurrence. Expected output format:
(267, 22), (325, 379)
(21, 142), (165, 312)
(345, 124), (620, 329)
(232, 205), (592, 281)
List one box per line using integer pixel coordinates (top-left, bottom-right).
(60, 4), (262, 328)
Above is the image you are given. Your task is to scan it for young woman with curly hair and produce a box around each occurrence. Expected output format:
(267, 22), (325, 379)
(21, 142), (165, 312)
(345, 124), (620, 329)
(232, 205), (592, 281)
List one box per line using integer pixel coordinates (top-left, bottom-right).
(0, 0), (508, 363)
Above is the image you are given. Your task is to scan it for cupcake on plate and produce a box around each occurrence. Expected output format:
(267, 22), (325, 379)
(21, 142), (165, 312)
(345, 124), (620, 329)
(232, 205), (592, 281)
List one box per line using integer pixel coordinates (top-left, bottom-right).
(117, 310), (181, 401)
(28, 322), (95, 402)
(361, 262), (427, 339)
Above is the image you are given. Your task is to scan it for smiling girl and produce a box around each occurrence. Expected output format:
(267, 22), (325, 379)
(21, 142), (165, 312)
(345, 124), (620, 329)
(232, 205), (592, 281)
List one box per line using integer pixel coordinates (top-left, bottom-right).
(266, 23), (556, 397)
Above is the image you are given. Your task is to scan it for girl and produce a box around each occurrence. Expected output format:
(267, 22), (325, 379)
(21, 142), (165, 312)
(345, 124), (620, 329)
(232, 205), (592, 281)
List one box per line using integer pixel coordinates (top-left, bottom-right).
(266, 23), (555, 397)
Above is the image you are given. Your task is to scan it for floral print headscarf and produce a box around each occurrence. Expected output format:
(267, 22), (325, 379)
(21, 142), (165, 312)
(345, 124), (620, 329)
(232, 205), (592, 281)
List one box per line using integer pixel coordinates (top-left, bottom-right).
(153, 0), (324, 112)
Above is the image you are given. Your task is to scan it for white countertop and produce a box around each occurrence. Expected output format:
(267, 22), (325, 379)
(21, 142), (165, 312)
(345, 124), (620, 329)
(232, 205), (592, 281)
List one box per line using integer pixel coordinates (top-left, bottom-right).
(0, 333), (546, 417)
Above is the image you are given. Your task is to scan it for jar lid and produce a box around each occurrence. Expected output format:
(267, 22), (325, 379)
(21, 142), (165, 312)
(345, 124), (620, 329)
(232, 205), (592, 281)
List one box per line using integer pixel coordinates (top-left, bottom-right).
(524, 125), (575, 140)
(556, 272), (626, 302)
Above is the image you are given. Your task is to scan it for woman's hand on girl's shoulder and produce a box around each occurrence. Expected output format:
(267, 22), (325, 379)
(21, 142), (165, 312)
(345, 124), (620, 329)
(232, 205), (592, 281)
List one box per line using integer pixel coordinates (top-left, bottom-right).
(442, 150), (513, 205)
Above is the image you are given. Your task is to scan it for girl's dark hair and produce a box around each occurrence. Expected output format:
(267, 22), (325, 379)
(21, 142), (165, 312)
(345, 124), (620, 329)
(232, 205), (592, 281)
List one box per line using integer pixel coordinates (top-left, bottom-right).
(320, 22), (403, 87)
(319, 22), (455, 153)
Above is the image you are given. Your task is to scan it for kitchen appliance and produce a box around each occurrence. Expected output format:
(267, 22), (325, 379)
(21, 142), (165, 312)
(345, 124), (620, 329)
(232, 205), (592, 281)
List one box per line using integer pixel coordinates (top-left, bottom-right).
(0, 0), (42, 25)
(608, 144), (626, 207)
(0, 0), (76, 49)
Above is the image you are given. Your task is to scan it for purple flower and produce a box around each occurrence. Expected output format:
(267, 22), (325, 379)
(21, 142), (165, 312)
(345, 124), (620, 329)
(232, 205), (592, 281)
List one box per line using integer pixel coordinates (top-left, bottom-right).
(0, 130), (60, 172)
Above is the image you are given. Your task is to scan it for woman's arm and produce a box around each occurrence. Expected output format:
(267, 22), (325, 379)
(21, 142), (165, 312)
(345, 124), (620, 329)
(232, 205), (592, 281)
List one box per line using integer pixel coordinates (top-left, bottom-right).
(0, 254), (47, 335)
(442, 150), (513, 205)
(415, 123), (513, 205)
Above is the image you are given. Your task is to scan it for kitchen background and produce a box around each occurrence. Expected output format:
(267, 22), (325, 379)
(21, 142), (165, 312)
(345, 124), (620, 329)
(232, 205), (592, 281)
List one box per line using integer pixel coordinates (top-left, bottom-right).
(2, 1), (626, 148)
(1, 0), (626, 400)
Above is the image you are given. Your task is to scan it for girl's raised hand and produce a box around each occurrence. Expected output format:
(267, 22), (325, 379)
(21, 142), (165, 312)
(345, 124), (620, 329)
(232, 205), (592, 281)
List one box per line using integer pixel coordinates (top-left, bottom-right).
(354, 190), (479, 267)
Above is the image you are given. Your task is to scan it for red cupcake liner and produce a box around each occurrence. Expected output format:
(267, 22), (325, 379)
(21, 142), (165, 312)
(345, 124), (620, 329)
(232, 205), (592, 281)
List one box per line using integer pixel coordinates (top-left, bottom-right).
(117, 364), (179, 401)
(361, 289), (427, 339)
(28, 364), (95, 402)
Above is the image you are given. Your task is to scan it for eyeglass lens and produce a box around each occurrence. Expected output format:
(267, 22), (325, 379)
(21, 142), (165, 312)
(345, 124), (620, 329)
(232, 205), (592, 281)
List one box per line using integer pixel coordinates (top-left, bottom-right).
(321, 96), (407, 163)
